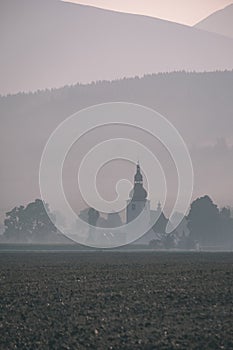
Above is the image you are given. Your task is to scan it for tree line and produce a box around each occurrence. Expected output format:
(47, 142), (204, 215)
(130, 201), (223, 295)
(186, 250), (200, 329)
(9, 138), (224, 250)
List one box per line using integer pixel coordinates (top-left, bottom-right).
(1, 199), (58, 243)
(0, 196), (233, 249)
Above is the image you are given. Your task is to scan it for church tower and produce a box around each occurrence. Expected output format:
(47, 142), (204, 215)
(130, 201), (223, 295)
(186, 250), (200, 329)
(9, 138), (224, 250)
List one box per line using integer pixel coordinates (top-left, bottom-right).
(126, 163), (150, 225)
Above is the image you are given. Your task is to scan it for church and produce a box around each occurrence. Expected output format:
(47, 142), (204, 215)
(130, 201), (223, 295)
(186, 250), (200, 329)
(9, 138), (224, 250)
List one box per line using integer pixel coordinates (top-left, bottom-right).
(84, 162), (178, 246)
(126, 163), (176, 245)
(126, 162), (150, 226)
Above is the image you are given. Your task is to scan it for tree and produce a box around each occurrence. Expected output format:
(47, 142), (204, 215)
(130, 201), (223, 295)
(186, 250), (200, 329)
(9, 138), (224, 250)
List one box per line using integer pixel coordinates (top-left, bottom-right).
(88, 208), (100, 226)
(86, 208), (100, 244)
(178, 231), (195, 250)
(4, 205), (26, 242)
(219, 207), (233, 247)
(3, 199), (57, 243)
(149, 239), (162, 249)
(164, 233), (176, 249)
(187, 195), (220, 246)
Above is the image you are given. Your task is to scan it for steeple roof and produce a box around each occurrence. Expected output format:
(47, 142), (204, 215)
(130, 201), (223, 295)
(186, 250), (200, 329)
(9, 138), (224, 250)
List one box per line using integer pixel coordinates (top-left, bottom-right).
(129, 163), (148, 201)
(134, 163), (143, 183)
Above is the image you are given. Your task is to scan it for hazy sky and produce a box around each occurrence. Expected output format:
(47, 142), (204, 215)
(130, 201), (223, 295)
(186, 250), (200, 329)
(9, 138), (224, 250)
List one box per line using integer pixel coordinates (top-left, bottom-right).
(64, 0), (233, 25)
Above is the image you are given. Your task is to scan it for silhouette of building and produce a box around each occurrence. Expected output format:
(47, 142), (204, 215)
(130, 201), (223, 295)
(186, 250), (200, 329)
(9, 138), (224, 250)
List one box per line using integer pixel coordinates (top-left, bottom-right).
(80, 162), (178, 246)
(125, 164), (178, 245)
(126, 162), (151, 229)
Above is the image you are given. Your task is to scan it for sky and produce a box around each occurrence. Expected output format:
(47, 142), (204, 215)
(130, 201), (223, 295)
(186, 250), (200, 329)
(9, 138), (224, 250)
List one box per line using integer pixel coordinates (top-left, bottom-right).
(63, 0), (233, 25)
(0, 0), (233, 221)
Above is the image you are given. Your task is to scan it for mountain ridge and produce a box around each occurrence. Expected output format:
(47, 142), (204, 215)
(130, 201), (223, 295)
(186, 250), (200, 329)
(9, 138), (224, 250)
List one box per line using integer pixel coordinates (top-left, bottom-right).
(195, 4), (233, 38)
(1, 70), (233, 212)
(1, 0), (233, 94)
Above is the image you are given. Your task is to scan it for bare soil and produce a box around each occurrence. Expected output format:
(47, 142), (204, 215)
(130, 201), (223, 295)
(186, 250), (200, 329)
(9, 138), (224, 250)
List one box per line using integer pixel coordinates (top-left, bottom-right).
(0, 252), (233, 349)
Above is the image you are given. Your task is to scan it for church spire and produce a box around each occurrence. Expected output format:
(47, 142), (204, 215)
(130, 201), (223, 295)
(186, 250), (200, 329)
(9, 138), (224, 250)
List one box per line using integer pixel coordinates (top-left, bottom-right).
(134, 162), (143, 184)
(129, 162), (147, 201)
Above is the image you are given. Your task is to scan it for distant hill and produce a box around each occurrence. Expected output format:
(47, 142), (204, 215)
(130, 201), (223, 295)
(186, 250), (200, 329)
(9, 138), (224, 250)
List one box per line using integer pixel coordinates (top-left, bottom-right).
(195, 4), (233, 39)
(1, 0), (233, 94)
(0, 71), (233, 212)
